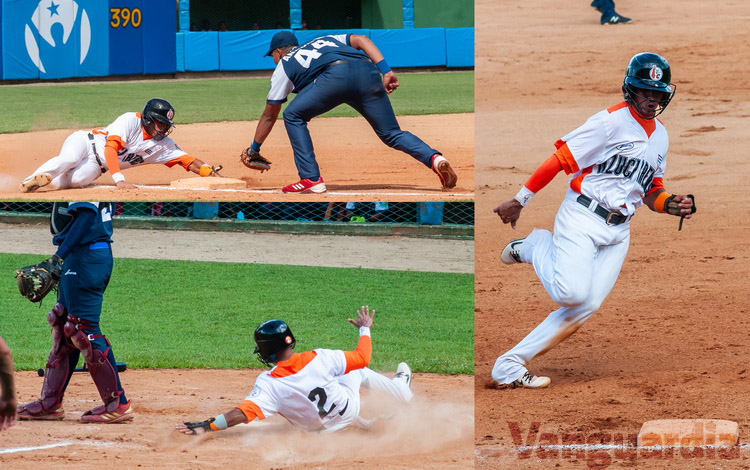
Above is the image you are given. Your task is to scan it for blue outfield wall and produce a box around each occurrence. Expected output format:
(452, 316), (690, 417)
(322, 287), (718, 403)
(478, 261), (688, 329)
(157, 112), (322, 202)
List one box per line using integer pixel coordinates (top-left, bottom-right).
(0, 0), (473, 80)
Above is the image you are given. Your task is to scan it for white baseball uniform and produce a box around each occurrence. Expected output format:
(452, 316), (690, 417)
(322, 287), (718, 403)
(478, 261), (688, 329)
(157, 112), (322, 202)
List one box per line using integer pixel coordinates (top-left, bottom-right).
(492, 102), (668, 384)
(239, 328), (412, 433)
(25, 112), (194, 189)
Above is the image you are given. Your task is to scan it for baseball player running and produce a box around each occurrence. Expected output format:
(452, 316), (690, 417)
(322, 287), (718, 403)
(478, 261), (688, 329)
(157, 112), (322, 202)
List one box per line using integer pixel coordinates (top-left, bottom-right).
(0, 337), (17, 431)
(20, 98), (222, 192)
(177, 306), (413, 435)
(490, 53), (695, 389)
(239, 31), (457, 193)
(16, 202), (133, 423)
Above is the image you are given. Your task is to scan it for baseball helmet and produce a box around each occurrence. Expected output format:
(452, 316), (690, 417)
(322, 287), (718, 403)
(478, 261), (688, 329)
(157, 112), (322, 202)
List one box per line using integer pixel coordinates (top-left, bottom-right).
(253, 320), (296, 367)
(141, 98), (175, 139)
(622, 52), (676, 119)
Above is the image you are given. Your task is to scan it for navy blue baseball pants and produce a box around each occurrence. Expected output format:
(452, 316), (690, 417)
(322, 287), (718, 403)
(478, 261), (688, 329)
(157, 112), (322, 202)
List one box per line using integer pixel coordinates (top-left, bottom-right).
(58, 243), (127, 403)
(283, 59), (439, 180)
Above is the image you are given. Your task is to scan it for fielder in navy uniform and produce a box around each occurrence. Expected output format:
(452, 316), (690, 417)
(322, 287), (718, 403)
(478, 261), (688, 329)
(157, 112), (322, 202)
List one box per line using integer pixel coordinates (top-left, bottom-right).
(17, 202), (133, 423)
(245, 31), (458, 193)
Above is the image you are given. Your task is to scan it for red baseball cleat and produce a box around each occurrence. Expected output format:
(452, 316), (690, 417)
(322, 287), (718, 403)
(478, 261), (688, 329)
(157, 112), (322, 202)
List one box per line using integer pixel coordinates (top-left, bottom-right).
(431, 155), (457, 190)
(282, 177), (327, 194)
(81, 400), (134, 423)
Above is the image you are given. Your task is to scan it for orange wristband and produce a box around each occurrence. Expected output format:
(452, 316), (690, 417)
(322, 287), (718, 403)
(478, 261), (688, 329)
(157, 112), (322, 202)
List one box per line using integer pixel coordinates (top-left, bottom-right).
(653, 192), (672, 213)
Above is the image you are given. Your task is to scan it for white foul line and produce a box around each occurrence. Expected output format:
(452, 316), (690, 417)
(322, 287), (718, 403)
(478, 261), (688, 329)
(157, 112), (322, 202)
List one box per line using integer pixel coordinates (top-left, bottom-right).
(90, 184), (473, 198)
(0, 440), (115, 455)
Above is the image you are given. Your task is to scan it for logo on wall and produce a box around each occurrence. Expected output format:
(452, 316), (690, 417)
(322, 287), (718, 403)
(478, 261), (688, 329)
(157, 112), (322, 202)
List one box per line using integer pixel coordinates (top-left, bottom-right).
(24, 0), (91, 73)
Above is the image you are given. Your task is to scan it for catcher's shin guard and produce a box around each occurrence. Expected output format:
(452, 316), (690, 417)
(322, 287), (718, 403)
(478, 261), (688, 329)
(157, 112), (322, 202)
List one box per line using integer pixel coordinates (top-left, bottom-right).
(64, 314), (122, 406)
(18, 303), (71, 419)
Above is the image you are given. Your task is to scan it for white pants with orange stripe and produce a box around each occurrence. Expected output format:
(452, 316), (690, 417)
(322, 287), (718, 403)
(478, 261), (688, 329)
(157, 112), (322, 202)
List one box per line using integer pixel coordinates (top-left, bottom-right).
(27, 131), (103, 190)
(492, 193), (631, 384)
(322, 367), (413, 433)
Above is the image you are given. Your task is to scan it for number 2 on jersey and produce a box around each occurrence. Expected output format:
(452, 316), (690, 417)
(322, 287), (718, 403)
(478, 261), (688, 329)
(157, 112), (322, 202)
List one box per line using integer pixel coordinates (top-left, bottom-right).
(293, 39), (339, 69)
(308, 387), (336, 418)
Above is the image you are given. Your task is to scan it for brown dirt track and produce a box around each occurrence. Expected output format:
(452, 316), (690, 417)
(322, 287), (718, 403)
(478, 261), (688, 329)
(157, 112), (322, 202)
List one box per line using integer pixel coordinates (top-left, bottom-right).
(475, 0), (750, 469)
(0, 114), (473, 201)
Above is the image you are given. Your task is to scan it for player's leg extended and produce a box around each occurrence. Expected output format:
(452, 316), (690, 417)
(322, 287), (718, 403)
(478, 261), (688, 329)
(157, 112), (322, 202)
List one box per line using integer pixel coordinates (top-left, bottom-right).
(17, 303), (76, 420)
(21, 131), (89, 192)
(359, 367), (413, 403)
(282, 67), (348, 180)
(60, 247), (132, 423)
(52, 158), (102, 190)
(346, 62), (438, 167)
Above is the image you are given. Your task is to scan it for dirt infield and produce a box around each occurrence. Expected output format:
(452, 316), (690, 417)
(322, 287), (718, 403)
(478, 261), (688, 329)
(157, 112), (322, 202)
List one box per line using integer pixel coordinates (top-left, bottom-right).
(1, 371), (473, 469)
(475, 0), (750, 468)
(0, 114), (473, 201)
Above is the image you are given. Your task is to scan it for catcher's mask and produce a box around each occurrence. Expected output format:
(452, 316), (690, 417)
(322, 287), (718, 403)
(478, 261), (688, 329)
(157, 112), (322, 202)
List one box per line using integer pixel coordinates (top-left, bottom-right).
(141, 98), (175, 140)
(622, 52), (676, 120)
(253, 320), (296, 367)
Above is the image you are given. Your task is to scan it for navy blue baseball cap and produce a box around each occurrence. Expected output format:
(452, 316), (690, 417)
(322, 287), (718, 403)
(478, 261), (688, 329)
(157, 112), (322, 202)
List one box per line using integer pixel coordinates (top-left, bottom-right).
(264, 31), (299, 57)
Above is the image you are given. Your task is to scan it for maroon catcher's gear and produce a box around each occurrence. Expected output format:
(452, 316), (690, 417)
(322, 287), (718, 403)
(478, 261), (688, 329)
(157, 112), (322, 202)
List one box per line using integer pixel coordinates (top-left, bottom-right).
(63, 315), (122, 408)
(17, 303), (71, 420)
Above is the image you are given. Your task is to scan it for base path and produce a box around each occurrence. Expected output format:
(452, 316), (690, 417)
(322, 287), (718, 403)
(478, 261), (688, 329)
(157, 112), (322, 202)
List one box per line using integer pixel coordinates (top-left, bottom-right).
(1, 370), (473, 469)
(474, 0), (750, 468)
(0, 114), (473, 201)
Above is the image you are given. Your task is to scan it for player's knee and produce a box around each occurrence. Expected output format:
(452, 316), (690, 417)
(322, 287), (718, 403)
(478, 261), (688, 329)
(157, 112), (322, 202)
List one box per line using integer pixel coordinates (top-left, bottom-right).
(554, 287), (589, 307)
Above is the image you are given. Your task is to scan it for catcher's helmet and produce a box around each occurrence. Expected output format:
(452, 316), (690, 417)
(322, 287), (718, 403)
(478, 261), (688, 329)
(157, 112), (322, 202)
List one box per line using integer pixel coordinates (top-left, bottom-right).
(253, 320), (296, 367)
(141, 98), (175, 139)
(622, 52), (675, 119)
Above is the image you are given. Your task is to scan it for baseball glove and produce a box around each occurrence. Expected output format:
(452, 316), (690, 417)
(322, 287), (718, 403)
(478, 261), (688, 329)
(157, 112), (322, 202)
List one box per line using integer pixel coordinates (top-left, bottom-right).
(15, 254), (63, 303)
(240, 148), (272, 172)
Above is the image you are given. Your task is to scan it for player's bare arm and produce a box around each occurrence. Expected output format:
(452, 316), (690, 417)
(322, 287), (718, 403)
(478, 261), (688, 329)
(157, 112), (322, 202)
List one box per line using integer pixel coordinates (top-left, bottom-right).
(253, 103), (282, 146)
(0, 337), (17, 431)
(348, 305), (375, 328)
(349, 34), (399, 93)
(187, 159), (223, 178)
(176, 407), (248, 435)
(494, 199), (524, 229)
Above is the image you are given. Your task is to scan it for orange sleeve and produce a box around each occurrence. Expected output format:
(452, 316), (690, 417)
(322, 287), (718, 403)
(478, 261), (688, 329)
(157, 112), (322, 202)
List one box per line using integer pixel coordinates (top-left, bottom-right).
(552, 140), (580, 175)
(524, 154), (564, 193)
(344, 334), (372, 374)
(647, 177), (664, 195)
(235, 400), (265, 422)
(104, 137), (124, 174)
(164, 154), (197, 170)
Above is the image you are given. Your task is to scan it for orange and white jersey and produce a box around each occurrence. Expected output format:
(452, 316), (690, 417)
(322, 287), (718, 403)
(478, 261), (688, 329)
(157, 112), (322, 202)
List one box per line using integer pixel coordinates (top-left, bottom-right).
(554, 102), (668, 216)
(245, 347), (361, 432)
(90, 112), (193, 170)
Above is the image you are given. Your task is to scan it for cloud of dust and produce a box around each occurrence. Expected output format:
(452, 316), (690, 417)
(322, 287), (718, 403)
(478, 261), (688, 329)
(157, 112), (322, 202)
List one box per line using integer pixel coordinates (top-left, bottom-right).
(242, 391), (474, 465)
(0, 174), (19, 192)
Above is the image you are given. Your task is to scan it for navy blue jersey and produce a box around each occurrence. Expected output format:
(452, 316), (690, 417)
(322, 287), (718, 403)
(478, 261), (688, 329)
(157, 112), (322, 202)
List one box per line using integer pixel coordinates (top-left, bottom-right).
(53, 202), (113, 248)
(267, 34), (368, 103)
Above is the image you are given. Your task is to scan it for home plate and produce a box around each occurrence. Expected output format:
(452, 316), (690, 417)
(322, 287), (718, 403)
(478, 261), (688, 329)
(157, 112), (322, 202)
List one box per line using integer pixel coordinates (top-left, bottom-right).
(637, 419), (739, 447)
(170, 177), (246, 190)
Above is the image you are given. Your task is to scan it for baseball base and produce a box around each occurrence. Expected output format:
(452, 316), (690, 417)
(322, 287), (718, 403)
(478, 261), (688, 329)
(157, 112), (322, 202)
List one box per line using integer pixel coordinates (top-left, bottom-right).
(170, 176), (246, 190)
(637, 419), (739, 447)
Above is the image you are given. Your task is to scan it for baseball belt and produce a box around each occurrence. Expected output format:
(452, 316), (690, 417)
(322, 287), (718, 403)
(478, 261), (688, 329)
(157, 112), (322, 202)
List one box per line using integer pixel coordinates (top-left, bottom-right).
(576, 194), (630, 226)
(88, 133), (107, 175)
(327, 57), (373, 68)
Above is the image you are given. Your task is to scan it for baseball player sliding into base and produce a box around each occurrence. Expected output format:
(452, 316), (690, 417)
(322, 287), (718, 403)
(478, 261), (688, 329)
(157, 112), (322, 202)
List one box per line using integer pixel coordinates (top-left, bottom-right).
(19, 98), (222, 192)
(177, 306), (413, 435)
(239, 31), (457, 194)
(490, 53), (696, 389)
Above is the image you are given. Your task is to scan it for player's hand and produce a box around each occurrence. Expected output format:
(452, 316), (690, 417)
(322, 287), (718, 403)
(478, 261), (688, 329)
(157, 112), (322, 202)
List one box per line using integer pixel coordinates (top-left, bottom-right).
(175, 421), (205, 435)
(672, 194), (694, 218)
(493, 199), (524, 229)
(348, 305), (375, 328)
(116, 181), (138, 190)
(383, 71), (399, 94)
(0, 397), (17, 431)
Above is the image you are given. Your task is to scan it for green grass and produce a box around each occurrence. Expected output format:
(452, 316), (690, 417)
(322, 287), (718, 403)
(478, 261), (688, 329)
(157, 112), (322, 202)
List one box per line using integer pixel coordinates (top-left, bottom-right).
(0, 72), (473, 134)
(0, 253), (473, 374)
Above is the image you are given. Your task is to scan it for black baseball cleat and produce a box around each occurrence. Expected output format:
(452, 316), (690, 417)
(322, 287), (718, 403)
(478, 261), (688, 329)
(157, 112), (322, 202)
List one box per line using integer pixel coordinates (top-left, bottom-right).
(603, 15), (633, 24)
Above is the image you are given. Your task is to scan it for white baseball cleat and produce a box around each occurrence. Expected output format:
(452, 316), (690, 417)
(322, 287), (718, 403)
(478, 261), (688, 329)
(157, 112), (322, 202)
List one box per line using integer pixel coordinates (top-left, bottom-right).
(19, 173), (52, 193)
(500, 238), (525, 264)
(491, 371), (551, 389)
(394, 362), (412, 388)
(431, 154), (457, 190)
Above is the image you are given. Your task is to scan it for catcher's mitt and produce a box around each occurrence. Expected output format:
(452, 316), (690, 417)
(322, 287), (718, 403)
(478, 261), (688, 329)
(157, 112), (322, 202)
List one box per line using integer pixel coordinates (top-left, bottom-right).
(240, 148), (272, 172)
(16, 254), (63, 303)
